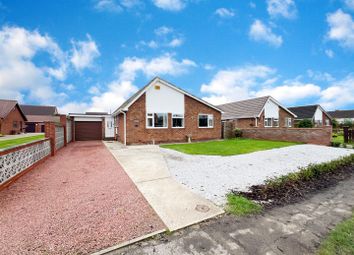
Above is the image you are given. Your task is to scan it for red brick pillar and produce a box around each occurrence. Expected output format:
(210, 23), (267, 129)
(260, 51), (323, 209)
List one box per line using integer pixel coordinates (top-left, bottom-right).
(45, 122), (56, 156)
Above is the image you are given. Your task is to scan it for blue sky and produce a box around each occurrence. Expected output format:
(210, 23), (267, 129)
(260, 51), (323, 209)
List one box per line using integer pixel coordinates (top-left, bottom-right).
(0, 0), (353, 113)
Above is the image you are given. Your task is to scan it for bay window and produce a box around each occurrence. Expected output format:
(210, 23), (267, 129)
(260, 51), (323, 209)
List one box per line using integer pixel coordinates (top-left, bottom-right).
(146, 113), (168, 128)
(172, 114), (184, 128)
(199, 114), (213, 128)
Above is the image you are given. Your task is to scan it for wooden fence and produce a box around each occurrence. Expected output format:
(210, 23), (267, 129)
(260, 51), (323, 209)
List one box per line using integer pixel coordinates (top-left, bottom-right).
(343, 127), (353, 143)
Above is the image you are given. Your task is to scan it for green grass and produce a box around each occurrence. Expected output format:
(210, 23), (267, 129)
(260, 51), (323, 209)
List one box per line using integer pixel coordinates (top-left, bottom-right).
(160, 138), (299, 156)
(317, 211), (354, 255)
(226, 194), (262, 216)
(332, 134), (354, 145)
(0, 134), (45, 149)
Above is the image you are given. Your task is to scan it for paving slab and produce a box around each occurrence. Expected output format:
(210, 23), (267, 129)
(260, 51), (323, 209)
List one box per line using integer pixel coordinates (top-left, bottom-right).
(104, 142), (224, 231)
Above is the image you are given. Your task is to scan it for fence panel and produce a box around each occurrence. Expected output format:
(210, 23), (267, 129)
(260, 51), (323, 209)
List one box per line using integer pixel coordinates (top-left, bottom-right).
(55, 125), (65, 150)
(66, 119), (72, 143)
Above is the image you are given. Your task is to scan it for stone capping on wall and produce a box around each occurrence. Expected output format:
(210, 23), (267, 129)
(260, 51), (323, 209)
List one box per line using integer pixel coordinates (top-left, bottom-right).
(241, 127), (332, 146)
(0, 138), (51, 190)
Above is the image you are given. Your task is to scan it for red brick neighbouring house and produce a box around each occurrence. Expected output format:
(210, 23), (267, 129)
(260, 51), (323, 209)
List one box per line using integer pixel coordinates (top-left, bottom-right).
(113, 77), (222, 145)
(0, 99), (27, 135)
(288, 105), (333, 127)
(218, 96), (297, 129)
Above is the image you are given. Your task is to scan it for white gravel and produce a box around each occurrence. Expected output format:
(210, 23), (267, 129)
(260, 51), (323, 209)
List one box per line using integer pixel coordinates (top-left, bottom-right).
(161, 145), (353, 205)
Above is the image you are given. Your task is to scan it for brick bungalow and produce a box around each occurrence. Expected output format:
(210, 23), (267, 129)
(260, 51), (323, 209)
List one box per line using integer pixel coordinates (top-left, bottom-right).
(20, 104), (60, 133)
(0, 99), (27, 135)
(218, 96), (297, 128)
(288, 105), (332, 127)
(327, 109), (354, 124)
(113, 77), (222, 145)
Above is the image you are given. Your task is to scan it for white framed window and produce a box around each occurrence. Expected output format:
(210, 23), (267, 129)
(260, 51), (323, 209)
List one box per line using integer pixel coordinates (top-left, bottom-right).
(199, 114), (213, 128)
(146, 113), (168, 128)
(325, 119), (330, 126)
(273, 118), (279, 127)
(264, 118), (272, 127)
(285, 117), (292, 127)
(172, 114), (184, 128)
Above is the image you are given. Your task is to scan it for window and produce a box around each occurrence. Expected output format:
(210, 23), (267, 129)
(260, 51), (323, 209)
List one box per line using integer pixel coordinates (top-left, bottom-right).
(199, 114), (213, 128)
(285, 118), (292, 127)
(315, 120), (322, 127)
(172, 114), (184, 128)
(146, 113), (168, 128)
(273, 118), (279, 127)
(13, 121), (18, 129)
(264, 118), (272, 127)
(325, 119), (330, 126)
(107, 121), (113, 128)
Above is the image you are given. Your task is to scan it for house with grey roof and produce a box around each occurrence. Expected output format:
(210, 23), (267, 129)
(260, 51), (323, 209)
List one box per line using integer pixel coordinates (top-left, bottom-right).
(20, 104), (60, 132)
(217, 96), (296, 128)
(0, 99), (27, 135)
(327, 109), (354, 124)
(288, 105), (332, 127)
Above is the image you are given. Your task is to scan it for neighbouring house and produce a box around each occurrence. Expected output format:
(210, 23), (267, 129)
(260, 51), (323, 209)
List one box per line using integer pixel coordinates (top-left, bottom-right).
(113, 77), (222, 145)
(218, 96), (296, 128)
(327, 110), (354, 124)
(0, 99), (27, 135)
(20, 104), (60, 133)
(288, 105), (332, 127)
(68, 112), (114, 141)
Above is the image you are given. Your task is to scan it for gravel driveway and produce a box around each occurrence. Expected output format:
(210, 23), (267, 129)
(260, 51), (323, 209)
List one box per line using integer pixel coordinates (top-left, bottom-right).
(161, 144), (353, 205)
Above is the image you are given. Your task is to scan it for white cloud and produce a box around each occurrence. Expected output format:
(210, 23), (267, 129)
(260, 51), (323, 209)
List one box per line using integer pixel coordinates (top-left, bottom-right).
(138, 26), (183, 49)
(203, 64), (215, 70)
(249, 20), (283, 47)
(267, 0), (297, 19)
(326, 9), (354, 49)
(94, 0), (123, 13)
(325, 49), (335, 58)
(0, 26), (67, 103)
(319, 75), (354, 110)
(152, 0), (185, 11)
(70, 35), (100, 71)
(201, 65), (276, 105)
(168, 38), (183, 47)
(215, 8), (235, 18)
(345, 0), (354, 10)
(307, 70), (334, 82)
(120, 0), (141, 8)
(60, 54), (196, 113)
(154, 26), (173, 36)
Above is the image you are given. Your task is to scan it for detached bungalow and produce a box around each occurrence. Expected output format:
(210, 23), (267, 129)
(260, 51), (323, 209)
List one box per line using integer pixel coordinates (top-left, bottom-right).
(0, 99), (27, 135)
(327, 110), (354, 124)
(113, 77), (222, 145)
(218, 96), (296, 128)
(288, 105), (332, 127)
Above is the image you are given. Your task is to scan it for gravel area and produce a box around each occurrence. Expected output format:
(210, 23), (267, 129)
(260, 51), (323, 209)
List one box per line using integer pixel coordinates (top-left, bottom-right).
(0, 141), (165, 255)
(161, 144), (353, 205)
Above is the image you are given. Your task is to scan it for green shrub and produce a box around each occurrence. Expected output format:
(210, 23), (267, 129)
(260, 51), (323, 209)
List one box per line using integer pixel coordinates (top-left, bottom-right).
(332, 134), (338, 138)
(234, 128), (243, 138)
(332, 118), (339, 129)
(298, 119), (314, 128)
(343, 119), (354, 128)
(331, 141), (341, 147)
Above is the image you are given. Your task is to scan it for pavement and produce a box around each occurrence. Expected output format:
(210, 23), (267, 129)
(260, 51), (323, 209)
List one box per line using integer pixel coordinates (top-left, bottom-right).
(0, 141), (165, 255)
(0, 132), (43, 140)
(113, 173), (354, 255)
(104, 142), (224, 232)
(162, 144), (354, 205)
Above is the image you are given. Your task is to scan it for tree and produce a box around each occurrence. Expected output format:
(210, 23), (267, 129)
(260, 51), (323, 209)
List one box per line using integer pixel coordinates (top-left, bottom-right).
(343, 119), (353, 128)
(332, 118), (339, 129)
(297, 119), (314, 128)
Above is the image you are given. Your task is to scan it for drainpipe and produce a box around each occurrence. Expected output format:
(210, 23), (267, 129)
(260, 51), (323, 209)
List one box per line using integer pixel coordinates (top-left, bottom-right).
(255, 117), (258, 127)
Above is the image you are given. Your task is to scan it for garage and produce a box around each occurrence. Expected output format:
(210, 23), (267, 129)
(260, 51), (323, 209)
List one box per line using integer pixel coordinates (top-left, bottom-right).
(75, 121), (102, 141)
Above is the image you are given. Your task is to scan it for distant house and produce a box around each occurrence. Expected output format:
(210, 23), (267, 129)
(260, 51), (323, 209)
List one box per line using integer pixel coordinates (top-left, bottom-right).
(327, 110), (354, 124)
(113, 77), (222, 145)
(20, 105), (60, 133)
(288, 105), (332, 127)
(217, 96), (296, 128)
(0, 99), (27, 135)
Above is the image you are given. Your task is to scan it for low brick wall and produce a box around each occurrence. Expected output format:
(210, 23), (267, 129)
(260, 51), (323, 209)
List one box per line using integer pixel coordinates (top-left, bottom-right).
(0, 138), (51, 188)
(241, 127), (332, 146)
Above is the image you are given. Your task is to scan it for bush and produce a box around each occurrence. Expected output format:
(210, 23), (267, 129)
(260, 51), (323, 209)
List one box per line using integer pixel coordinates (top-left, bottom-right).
(332, 118), (339, 129)
(297, 119), (314, 128)
(343, 119), (354, 128)
(234, 128), (243, 138)
(331, 141), (341, 147)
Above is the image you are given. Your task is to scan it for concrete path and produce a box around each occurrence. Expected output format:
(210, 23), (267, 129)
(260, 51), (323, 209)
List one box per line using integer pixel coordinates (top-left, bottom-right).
(104, 142), (224, 231)
(0, 132), (43, 140)
(114, 174), (354, 255)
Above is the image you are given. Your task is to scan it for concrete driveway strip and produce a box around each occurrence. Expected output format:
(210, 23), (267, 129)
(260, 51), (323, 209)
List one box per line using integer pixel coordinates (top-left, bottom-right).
(104, 142), (224, 231)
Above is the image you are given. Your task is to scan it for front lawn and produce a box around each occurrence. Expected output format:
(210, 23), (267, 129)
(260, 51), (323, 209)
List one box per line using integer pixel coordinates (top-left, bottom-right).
(317, 211), (354, 255)
(0, 134), (45, 149)
(160, 138), (299, 156)
(332, 134), (354, 145)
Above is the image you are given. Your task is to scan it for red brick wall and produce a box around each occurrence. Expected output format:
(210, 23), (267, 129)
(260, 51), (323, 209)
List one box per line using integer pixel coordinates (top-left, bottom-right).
(242, 127), (332, 146)
(0, 105), (25, 135)
(117, 93), (222, 144)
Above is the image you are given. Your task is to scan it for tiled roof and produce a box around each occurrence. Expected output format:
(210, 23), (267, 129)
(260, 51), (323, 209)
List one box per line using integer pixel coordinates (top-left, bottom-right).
(217, 96), (270, 120)
(0, 99), (27, 120)
(20, 104), (58, 116)
(26, 115), (60, 122)
(288, 105), (318, 119)
(327, 110), (354, 119)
